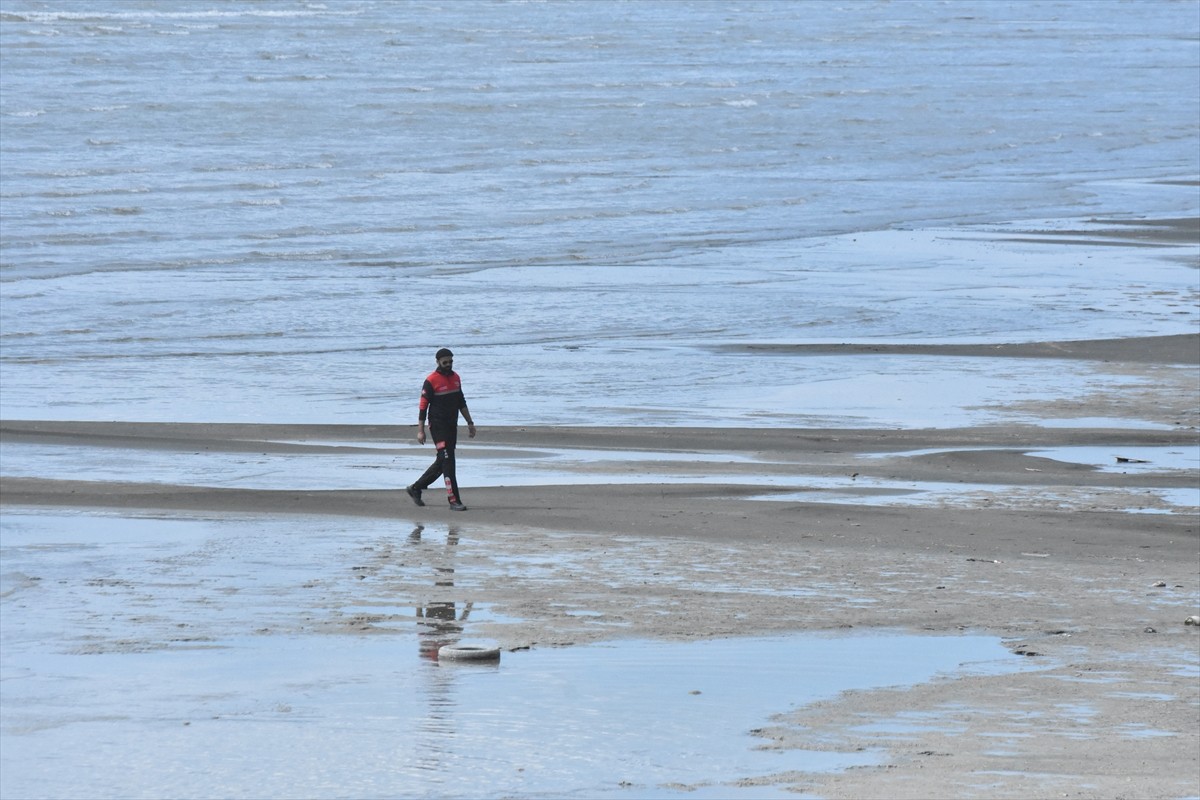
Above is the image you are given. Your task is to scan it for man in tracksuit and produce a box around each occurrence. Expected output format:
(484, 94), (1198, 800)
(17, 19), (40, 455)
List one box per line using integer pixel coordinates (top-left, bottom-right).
(407, 348), (476, 511)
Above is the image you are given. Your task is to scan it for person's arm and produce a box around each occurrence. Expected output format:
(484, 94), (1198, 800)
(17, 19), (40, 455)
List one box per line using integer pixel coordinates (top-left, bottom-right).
(417, 379), (431, 444)
(459, 385), (476, 438)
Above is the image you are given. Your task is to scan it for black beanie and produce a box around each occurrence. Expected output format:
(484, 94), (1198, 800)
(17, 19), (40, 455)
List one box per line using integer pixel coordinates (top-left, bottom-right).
(435, 348), (454, 360)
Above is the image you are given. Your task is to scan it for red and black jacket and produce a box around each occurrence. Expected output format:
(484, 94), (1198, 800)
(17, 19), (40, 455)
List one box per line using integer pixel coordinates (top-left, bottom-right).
(419, 369), (467, 431)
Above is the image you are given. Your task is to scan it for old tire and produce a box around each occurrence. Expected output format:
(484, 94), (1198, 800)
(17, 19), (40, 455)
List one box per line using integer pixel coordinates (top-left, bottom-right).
(438, 644), (501, 662)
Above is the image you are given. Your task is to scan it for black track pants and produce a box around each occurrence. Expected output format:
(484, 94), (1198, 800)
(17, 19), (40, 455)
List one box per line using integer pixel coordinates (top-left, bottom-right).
(414, 427), (461, 504)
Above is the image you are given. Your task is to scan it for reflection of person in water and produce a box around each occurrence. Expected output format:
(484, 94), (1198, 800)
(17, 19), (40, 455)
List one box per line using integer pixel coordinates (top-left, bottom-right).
(410, 525), (472, 659)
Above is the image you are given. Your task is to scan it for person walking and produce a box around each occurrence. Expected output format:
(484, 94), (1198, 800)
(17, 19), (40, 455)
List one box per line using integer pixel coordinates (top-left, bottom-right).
(406, 348), (476, 511)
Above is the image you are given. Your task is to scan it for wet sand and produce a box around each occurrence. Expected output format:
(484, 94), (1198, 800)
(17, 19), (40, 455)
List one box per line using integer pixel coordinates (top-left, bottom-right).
(2, 334), (1199, 799)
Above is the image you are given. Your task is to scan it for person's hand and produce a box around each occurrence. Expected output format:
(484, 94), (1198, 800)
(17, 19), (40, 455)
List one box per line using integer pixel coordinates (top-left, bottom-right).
(467, 423), (477, 439)
(417, 427), (426, 445)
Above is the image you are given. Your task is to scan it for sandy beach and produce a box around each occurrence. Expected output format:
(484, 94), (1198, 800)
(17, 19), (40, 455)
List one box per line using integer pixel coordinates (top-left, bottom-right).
(3, 335), (1198, 799)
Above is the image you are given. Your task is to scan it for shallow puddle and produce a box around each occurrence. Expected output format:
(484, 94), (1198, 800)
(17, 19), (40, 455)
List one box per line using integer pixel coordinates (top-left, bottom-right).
(1024, 445), (1199, 473)
(866, 444), (1199, 475)
(0, 510), (1037, 799)
(1, 629), (1027, 800)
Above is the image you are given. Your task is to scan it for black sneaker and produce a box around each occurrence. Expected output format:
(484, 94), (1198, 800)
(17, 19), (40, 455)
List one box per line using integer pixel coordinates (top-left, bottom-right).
(449, 501), (467, 511)
(406, 485), (425, 507)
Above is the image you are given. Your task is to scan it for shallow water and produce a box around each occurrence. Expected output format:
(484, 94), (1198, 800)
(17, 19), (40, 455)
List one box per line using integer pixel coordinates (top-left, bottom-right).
(4, 433), (1196, 514)
(0, 509), (1034, 799)
(3, 632), (1014, 798)
(4, 428), (1198, 514)
(2, 1), (1197, 429)
(1025, 445), (1200, 473)
(1, 632), (1033, 800)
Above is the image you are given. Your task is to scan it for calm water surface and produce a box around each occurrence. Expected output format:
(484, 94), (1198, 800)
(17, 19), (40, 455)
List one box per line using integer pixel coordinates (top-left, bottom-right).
(2, 1), (1197, 426)
(0, 511), (1036, 799)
